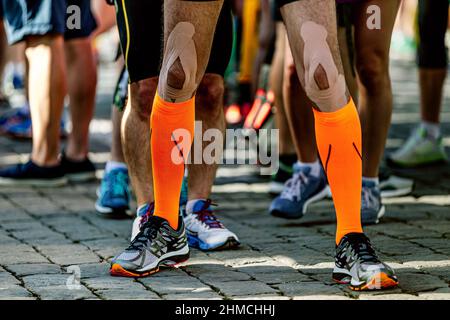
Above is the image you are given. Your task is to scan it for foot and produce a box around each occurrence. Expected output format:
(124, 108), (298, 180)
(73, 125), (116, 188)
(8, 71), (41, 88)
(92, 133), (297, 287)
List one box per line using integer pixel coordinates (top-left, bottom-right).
(361, 180), (385, 225)
(379, 174), (414, 198)
(131, 202), (155, 241)
(0, 160), (67, 187)
(60, 152), (96, 182)
(387, 126), (448, 167)
(110, 215), (189, 277)
(184, 199), (240, 251)
(269, 164), (329, 219)
(95, 167), (131, 218)
(269, 160), (294, 195)
(333, 233), (398, 291)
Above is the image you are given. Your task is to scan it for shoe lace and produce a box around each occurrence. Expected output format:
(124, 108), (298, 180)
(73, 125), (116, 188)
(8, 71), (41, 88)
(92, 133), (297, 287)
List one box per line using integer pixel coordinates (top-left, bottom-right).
(347, 234), (380, 264)
(128, 217), (160, 251)
(139, 202), (155, 226)
(194, 199), (223, 229)
(280, 171), (308, 201)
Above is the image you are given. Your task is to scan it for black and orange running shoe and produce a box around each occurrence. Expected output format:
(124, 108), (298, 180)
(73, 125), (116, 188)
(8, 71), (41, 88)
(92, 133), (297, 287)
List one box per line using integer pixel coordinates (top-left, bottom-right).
(333, 233), (398, 291)
(110, 215), (189, 277)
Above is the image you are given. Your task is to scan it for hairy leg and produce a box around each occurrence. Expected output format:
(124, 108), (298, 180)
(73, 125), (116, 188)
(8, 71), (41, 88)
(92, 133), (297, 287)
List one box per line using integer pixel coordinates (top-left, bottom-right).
(122, 78), (157, 206)
(26, 35), (67, 166)
(188, 74), (225, 199)
(111, 105), (125, 163)
(65, 38), (97, 160)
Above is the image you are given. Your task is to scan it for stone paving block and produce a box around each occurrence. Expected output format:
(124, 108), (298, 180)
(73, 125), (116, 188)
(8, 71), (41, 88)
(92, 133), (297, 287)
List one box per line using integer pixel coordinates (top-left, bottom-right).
(233, 294), (290, 300)
(163, 292), (223, 300)
(78, 263), (110, 279)
(0, 244), (48, 264)
(83, 276), (142, 291)
(96, 289), (161, 300)
(398, 273), (448, 293)
(139, 275), (214, 296)
(235, 263), (312, 284)
(276, 281), (344, 297)
(358, 293), (421, 300)
(43, 216), (110, 241)
(418, 288), (450, 300)
(212, 280), (278, 297)
(6, 263), (62, 277)
(37, 244), (101, 265)
(184, 264), (252, 283)
(34, 285), (96, 300)
(0, 286), (35, 300)
(0, 272), (21, 289)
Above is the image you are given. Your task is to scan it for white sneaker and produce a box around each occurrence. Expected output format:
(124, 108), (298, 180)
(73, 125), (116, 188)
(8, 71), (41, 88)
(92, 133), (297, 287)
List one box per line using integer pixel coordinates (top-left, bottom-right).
(183, 199), (240, 251)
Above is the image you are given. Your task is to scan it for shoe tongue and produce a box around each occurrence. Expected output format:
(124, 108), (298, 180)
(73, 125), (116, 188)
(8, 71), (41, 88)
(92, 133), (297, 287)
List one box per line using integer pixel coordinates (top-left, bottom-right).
(193, 200), (210, 213)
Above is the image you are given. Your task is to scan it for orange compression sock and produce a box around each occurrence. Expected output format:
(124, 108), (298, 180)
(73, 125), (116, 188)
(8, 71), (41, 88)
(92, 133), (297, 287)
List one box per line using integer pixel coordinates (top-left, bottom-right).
(151, 93), (195, 230)
(312, 98), (363, 244)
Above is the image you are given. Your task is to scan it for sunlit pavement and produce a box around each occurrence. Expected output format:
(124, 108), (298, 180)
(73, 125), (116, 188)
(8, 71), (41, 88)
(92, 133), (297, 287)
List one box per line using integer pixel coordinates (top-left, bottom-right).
(0, 58), (449, 300)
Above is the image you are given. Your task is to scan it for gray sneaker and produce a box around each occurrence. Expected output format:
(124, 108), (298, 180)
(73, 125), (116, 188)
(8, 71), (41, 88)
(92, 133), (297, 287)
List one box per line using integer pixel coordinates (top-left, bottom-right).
(110, 215), (189, 277)
(361, 180), (385, 225)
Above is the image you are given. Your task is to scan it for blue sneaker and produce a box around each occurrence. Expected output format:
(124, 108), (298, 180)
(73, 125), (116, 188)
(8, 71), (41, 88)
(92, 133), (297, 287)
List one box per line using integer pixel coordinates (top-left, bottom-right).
(184, 199), (240, 251)
(0, 160), (67, 187)
(361, 180), (385, 225)
(95, 168), (131, 218)
(269, 164), (329, 219)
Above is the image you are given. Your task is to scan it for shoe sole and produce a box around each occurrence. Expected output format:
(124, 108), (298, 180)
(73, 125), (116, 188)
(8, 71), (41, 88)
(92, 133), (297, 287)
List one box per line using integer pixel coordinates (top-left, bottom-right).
(380, 186), (413, 198)
(95, 202), (132, 219)
(350, 272), (399, 291)
(333, 268), (398, 291)
(110, 247), (190, 278)
(188, 235), (240, 251)
(268, 181), (285, 195)
(386, 157), (448, 169)
(0, 176), (68, 187)
(66, 171), (97, 183)
(270, 185), (331, 219)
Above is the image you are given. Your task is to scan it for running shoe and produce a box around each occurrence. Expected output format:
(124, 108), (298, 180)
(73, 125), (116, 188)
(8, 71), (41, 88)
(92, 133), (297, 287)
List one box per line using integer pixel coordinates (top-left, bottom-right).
(269, 164), (329, 219)
(110, 215), (189, 277)
(333, 232), (398, 291)
(184, 199), (240, 251)
(0, 160), (67, 187)
(95, 167), (131, 218)
(379, 174), (414, 198)
(361, 180), (385, 225)
(387, 126), (448, 167)
(269, 157), (295, 195)
(131, 202), (155, 241)
(0, 105), (29, 128)
(60, 152), (96, 182)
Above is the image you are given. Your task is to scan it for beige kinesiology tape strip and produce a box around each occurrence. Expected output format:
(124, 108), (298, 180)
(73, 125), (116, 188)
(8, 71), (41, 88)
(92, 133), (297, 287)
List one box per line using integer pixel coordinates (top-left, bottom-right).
(301, 21), (347, 110)
(159, 22), (198, 103)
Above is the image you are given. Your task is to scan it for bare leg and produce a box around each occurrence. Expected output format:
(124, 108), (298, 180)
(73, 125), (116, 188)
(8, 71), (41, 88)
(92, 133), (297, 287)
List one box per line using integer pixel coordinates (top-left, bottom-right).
(353, 0), (400, 178)
(111, 105), (125, 163)
(419, 68), (446, 124)
(187, 74), (225, 199)
(271, 23), (296, 157)
(122, 78), (157, 206)
(26, 35), (67, 166)
(283, 39), (317, 162)
(64, 38), (97, 160)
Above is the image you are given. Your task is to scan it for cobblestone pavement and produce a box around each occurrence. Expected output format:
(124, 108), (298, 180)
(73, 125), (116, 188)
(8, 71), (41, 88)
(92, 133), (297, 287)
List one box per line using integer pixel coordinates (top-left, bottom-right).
(0, 59), (449, 300)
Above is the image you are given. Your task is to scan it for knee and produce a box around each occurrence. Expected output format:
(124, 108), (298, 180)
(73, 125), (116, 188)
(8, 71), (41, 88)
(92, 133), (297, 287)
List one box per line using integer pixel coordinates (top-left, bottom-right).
(357, 51), (389, 93)
(130, 79), (157, 120)
(196, 74), (225, 118)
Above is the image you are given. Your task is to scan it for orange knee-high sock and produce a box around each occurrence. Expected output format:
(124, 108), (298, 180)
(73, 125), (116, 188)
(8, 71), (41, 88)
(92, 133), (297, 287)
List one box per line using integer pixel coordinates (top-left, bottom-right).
(151, 93), (195, 230)
(313, 98), (363, 244)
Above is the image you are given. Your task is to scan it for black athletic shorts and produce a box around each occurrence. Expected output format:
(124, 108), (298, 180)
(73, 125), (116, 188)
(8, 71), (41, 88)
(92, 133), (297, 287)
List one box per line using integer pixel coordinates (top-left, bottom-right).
(417, 0), (449, 69)
(1, 0), (97, 45)
(115, 0), (233, 83)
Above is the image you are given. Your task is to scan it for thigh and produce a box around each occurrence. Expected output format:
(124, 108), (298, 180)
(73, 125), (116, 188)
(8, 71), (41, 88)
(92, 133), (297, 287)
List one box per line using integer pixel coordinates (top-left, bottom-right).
(352, 0), (400, 60)
(116, 0), (163, 83)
